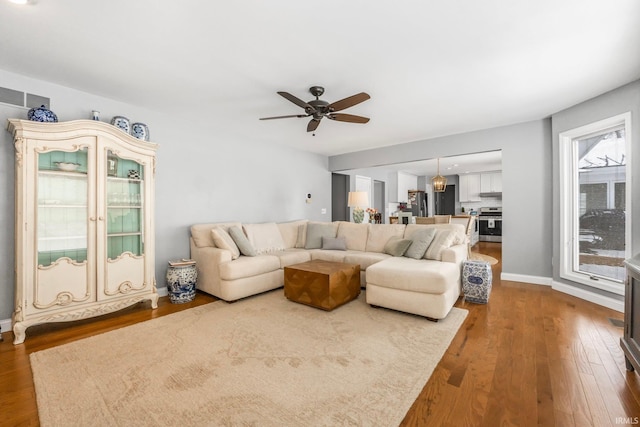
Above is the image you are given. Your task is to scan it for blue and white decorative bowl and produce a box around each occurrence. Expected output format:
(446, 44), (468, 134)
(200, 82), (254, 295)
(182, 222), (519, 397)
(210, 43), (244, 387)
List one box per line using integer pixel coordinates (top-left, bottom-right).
(110, 116), (130, 133)
(131, 122), (149, 141)
(27, 105), (58, 122)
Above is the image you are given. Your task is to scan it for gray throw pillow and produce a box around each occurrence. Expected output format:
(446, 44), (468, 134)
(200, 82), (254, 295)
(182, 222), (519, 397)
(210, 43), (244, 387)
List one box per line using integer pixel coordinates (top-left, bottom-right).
(228, 226), (257, 257)
(383, 236), (412, 257)
(322, 236), (346, 251)
(404, 228), (437, 259)
(305, 223), (337, 249)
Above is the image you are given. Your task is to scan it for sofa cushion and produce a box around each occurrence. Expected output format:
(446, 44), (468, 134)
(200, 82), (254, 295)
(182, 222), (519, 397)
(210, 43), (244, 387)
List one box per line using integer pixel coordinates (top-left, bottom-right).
(309, 249), (348, 263)
(218, 255), (281, 281)
(228, 226), (257, 257)
(404, 228), (436, 259)
(211, 228), (240, 260)
(424, 229), (457, 261)
(271, 249), (312, 268)
(383, 236), (412, 257)
(322, 236), (347, 251)
(277, 220), (308, 249)
(365, 224), (406, 253)
(366, 257), (460, 294)
(336, 221), (369, 251)
(243, 223), (286, 254)
(305, 222), (339, 249)
(191, 222), (242, 248)
(343, 252), (390, 270)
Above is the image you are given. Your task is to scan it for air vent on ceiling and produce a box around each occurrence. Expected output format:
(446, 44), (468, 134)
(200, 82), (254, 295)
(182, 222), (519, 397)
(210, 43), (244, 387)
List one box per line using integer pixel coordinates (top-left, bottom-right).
(0, 86), (51, 110)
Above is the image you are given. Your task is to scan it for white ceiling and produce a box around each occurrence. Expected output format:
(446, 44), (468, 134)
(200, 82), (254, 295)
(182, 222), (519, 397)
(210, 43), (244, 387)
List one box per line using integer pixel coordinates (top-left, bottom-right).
(1, 1), (639, 158)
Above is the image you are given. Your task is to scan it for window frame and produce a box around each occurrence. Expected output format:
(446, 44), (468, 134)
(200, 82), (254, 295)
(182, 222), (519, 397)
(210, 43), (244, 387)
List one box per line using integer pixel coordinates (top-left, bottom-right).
(558, 112), (632, 295)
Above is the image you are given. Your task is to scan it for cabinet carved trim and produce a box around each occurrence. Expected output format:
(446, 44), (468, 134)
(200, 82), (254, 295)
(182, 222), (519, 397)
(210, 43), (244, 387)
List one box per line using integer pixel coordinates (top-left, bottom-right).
(14, 137), (24, 166)
(33, 291), (91, 309)
(104, 280), (147, 296)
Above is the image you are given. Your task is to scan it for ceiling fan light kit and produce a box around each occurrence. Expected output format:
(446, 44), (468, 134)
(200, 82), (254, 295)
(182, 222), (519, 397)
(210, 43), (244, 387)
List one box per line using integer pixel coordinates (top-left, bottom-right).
(260, 86), (370, 134)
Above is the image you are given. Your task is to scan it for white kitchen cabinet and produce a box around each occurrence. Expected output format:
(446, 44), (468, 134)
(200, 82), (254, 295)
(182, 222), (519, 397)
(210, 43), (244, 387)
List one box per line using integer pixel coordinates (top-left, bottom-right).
(7, 119), (158, 344)
(459, 174), (481, 202)
(480, 172), (502, 193)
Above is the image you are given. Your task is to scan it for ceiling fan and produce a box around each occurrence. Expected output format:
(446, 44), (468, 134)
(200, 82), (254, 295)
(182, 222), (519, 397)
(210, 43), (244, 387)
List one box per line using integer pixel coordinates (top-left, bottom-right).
(260, 86), (370, 133)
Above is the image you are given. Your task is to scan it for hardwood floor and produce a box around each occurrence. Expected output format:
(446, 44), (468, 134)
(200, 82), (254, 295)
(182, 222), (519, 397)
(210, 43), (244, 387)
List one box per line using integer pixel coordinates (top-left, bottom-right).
(1, 242), (638, 426)
(401, 242), (640, 427)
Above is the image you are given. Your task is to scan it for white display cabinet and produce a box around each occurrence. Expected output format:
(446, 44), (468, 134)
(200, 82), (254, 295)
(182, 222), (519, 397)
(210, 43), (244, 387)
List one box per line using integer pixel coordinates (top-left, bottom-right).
(7, 119), (158, 344)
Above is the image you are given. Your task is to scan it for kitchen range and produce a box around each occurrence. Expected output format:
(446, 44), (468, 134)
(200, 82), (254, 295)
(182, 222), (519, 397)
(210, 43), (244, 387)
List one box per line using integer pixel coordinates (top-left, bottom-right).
(478, 207), (502, 242)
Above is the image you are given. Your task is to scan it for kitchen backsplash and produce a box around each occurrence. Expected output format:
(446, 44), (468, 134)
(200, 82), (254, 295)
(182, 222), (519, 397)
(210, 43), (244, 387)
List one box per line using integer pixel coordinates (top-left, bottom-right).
(460, 196), (502, 214)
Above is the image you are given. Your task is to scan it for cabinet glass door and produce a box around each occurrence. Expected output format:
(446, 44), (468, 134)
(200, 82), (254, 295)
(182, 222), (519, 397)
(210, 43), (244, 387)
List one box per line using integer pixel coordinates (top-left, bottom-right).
(37, 149), (89, 266)
(105, 150), (144, 260)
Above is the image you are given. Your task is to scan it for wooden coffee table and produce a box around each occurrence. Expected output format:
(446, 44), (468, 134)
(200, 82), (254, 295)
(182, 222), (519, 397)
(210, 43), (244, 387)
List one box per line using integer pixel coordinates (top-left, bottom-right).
(284, 260), (361, 311)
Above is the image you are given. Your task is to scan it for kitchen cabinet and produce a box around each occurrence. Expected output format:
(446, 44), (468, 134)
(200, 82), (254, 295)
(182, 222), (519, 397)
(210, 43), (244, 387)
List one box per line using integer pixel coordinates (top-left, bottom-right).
(480, 172), (502, 193)
(7, 119), (158, 344)
(459, 174), (481, 202)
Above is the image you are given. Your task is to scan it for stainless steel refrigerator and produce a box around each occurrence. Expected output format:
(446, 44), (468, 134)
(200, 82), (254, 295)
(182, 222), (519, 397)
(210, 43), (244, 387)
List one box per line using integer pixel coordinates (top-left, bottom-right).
(408, 190), (427, 217)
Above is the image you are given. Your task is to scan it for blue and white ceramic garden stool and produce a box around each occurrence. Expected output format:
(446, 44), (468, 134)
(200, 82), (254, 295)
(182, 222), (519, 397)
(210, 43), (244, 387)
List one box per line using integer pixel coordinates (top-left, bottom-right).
(166, 260), (197, 303)
(462, 260), (493, 304)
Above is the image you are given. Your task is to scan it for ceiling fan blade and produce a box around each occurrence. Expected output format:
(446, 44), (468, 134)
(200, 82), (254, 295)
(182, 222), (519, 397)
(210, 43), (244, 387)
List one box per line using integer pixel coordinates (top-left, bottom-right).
(259, 114), (308, 120)
(327, 113), (370, 124)
(277, 91), (314, 110)
(307, 119), (321, 132)
(327, 92), (370, 112)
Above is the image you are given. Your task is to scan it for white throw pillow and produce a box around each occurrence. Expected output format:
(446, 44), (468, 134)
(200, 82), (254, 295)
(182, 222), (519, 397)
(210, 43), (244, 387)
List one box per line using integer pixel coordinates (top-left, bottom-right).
(424, 229), (457, 261)
(295, 223), (308, 248)
(243, 223), (286, 254)
(211, 228), (240, 260)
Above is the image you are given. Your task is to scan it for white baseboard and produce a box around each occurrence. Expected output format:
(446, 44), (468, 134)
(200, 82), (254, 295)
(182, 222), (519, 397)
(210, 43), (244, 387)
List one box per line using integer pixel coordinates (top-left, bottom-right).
(0, 317), (11, 336)
(501, 271), (624, 313)
(1, 289), (170, 338)
(500, 272), (552, 286)
(551, 280), (624, 313)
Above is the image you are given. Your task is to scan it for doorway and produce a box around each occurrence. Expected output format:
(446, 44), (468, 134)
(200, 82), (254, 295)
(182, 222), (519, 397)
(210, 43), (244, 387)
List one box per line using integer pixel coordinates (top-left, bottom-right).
(374, 180), (385, 220)
(331, 173), (349, 221)
(435, 185), (456, 215)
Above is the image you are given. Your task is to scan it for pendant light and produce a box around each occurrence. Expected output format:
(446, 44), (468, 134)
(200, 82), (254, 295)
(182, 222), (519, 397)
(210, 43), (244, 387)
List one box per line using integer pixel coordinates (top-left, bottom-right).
(432, 158), (447, 192)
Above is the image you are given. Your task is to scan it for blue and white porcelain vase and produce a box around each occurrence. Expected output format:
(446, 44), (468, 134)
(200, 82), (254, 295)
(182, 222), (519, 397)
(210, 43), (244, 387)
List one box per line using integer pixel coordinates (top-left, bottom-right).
(27, 105), (58, 122)
(166, 264), (197, 303)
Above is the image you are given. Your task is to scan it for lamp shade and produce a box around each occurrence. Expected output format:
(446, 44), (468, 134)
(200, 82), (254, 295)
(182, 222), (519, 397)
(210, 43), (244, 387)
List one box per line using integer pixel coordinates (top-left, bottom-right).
(347, 191), (369, 208)
(432, 175), (447, 192)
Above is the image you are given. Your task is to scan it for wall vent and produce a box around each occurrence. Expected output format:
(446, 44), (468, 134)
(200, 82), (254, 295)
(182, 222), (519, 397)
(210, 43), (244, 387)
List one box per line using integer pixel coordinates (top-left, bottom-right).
(0, 86), (51, 110)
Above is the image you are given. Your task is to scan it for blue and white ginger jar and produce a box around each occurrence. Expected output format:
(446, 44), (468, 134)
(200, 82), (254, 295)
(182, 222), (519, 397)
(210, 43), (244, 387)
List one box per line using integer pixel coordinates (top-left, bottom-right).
(27, 105), (58, 122)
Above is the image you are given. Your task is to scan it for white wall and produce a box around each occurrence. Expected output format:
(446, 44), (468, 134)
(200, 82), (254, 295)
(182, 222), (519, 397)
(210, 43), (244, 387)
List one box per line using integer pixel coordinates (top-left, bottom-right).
(0, 69), (331, 321)
(330, 119), (554, 281)
(397, 172), (418, 203)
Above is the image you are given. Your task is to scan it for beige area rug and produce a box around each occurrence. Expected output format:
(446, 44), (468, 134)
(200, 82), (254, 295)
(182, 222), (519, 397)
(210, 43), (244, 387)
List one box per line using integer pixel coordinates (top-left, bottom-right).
(31, 290), (467, 427)
(470, 252), (499, 265)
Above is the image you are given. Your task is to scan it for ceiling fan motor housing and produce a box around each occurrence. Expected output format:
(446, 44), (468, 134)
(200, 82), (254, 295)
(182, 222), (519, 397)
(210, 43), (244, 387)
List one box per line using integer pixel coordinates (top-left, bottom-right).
(307, 99), (330, 118)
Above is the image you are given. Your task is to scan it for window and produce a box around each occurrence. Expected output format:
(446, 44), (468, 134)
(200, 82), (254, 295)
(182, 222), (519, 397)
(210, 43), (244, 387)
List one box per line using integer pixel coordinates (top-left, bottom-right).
(559, 113), (631, 295)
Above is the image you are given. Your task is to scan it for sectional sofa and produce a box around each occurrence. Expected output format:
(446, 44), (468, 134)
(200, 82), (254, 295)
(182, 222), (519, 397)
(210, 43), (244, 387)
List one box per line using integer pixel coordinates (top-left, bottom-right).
(189, 220), (468, 320)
